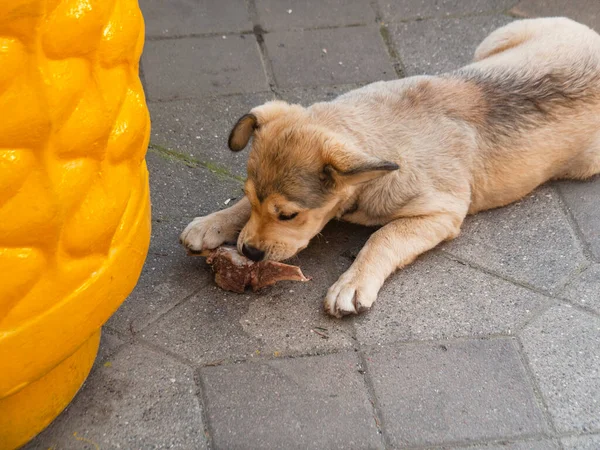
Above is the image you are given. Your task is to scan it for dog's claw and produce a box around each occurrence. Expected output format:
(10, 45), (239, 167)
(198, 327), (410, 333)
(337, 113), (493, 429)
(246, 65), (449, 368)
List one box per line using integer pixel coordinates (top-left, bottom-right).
(355, 299), (371, 313)
(186, 248), (211, 257)
(324, 271), (380, 319)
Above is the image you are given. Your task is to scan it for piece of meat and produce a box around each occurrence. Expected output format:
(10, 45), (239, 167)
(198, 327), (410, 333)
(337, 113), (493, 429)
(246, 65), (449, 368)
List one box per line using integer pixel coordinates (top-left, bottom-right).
(202, 246), (310, 293)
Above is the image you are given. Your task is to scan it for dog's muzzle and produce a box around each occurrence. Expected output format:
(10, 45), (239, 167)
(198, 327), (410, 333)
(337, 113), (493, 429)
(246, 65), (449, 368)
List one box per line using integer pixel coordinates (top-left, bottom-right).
(242, 244), (265, 261)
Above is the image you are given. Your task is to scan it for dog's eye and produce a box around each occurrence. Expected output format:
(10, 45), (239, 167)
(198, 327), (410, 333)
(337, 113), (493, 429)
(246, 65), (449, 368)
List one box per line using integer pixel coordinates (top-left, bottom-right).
(278, 212), (298, 221)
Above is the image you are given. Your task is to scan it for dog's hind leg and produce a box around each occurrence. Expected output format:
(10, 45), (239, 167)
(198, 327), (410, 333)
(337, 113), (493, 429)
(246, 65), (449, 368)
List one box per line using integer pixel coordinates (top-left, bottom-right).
(553, 133), (600, 181)
(323, 210), (465, 318)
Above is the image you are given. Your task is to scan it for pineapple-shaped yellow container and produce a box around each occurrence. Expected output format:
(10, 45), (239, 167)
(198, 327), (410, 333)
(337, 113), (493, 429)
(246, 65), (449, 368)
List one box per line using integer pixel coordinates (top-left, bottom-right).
(0, 1), (151, 448)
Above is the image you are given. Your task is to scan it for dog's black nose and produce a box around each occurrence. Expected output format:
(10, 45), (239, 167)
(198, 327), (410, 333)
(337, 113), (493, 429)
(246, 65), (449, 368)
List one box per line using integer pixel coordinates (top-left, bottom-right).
(242, 244), (265, 262)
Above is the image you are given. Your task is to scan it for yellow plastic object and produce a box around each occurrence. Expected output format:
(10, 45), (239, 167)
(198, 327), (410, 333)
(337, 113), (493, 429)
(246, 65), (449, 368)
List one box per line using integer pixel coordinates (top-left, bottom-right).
(0, 1), (151, 448)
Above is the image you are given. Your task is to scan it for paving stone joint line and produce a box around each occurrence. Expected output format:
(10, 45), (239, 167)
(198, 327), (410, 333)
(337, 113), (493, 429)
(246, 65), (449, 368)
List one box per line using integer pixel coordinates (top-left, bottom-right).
(246, 0), (279, 93)
(148, 142), (246, 183)
(513, 337), (560, 434)
(193, 369), (216, 450)
(442, 250), (600, 325)
(357, 350), (393, 448)
(553, 183), (600, 264)
(381, 8), (518, 25)
(145, 89), (274, 104)
(381, 27), (407, 77)
(397, 432), (557, 450)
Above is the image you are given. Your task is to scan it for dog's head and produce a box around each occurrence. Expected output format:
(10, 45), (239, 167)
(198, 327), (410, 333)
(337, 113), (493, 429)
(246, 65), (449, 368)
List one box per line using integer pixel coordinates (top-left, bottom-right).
(229, 100), (398, 261)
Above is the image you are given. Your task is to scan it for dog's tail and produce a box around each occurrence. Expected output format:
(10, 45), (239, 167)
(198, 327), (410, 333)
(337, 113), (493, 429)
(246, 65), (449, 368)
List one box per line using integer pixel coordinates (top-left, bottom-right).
(473, 20), (534, 62)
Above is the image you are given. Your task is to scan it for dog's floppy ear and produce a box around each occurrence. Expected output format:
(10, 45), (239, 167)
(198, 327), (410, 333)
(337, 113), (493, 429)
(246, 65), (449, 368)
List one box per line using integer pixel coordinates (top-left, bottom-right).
(323, 142), (399, 185)
(228, 113), (257, 151)
(228, 101), (297, 152)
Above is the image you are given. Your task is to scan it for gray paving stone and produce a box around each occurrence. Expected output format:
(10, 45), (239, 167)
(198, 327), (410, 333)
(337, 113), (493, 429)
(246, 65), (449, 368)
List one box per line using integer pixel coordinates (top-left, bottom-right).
(200, 352), (383, 449)
(562, 434), (600, 450)
(256, 0), (376, 31)
(388, 15), (513, 75)
(278, 83), (365, 105)
(561, 264), (600, 314)
(557, 177), (600, 261)
(145, 149), (243, 220)
(264, 27), (396, 88)
(141, 287), (262, 366)
(106, 152), (242, 334)
(148, 92), (274, 179)
(140, 0), (252, 37)
(443, 186), (586, 293)
(455, 440), (559, 450)
(97, 328), (126, 363)
(355, 252), (550, 345)
(26, 344), (206, 450)
(107, 216), (210, 334)
(366, 338), (547, 447)
(142, 220), (372, 364)
(142, 35), (268, 101)
(378, 0), (518, 21)
(520, 305), (600, 433)
(512, 0), (600, 31)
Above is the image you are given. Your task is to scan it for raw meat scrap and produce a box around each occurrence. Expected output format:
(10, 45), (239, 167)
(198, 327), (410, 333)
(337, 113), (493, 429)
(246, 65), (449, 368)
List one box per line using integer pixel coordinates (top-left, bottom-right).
(203, 246), (310, 293)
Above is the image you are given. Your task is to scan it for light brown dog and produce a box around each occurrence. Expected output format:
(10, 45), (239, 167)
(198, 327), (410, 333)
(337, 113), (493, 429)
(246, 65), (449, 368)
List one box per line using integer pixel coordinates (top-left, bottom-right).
(181, 17), (600, 318)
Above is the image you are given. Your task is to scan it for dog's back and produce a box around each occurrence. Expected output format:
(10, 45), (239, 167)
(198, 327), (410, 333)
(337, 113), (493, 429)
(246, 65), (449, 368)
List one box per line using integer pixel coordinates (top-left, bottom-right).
(322, 18), (600, 214)
(454, 18), (600, 211)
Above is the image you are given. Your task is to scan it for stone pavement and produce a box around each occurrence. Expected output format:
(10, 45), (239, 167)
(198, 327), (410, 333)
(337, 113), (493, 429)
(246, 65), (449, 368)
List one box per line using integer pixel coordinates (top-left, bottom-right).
(27, 0), (600, 449)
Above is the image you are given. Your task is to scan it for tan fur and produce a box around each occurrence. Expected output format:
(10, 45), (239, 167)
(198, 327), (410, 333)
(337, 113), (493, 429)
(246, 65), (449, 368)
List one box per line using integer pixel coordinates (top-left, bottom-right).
(180, 18), (600, 318)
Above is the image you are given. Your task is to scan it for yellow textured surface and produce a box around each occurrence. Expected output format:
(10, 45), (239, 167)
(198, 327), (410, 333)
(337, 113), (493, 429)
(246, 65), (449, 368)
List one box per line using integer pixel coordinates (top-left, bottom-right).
(0, 0), (151, 447)
(0, 330), (100, 450)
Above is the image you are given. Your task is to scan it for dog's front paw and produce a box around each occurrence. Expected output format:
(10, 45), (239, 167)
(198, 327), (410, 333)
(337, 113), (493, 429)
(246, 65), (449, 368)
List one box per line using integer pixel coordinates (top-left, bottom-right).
(180, 213), (239, 254)
(324, 271), (381, 318)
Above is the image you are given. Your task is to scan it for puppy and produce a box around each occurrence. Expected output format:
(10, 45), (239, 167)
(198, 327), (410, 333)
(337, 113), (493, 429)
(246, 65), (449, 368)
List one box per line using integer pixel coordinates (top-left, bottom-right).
(181, 18), (600, 318)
